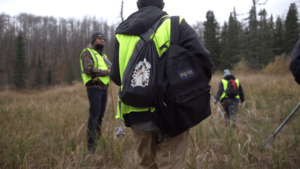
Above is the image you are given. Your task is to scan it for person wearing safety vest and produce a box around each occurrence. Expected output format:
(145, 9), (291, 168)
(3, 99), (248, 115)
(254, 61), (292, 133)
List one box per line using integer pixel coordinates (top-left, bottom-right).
(214, 69), (245, 128)
(80, 32), (110, 154)
(109, 0), (212, 168)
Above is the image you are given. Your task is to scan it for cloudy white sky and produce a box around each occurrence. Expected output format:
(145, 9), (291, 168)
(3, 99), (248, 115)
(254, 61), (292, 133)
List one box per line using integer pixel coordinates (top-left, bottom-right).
(0, 0), (298, 25)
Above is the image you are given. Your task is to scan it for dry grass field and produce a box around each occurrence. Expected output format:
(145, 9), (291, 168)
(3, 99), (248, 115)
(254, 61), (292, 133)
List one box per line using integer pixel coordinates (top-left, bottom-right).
(0, 72), (300, 169)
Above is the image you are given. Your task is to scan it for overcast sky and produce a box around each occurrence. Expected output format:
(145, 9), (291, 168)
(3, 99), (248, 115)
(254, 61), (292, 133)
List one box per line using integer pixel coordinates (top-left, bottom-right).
(0, 0), (298, 25)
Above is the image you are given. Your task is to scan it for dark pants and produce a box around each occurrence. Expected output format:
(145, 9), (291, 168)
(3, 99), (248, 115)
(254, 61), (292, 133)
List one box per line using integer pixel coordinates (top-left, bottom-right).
(221, 99), (239, 128)
(86, 88), (108, 149)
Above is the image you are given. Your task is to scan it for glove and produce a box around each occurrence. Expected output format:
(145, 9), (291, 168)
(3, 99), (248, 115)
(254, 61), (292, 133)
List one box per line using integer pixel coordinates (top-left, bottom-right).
(92, 77), (99, 83)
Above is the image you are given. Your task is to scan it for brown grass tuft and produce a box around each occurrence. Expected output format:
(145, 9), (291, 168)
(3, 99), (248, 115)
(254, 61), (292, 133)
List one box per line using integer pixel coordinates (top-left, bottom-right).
(263, 54), (291, 75)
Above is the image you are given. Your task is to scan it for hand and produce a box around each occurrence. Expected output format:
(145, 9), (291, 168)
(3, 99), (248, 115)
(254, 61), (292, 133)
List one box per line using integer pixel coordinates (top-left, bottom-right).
(214, 100), (218, 105)
(241, 102), (245, 108)
(108, 69), (111, 74)
(92, 77), (98, 83)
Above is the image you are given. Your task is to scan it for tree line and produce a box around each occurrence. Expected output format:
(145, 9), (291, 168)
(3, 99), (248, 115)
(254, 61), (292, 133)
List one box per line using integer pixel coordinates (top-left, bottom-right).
(0, 13), (116, 88)
(0, 1), (299, 88)
(194, 1), (299, 71)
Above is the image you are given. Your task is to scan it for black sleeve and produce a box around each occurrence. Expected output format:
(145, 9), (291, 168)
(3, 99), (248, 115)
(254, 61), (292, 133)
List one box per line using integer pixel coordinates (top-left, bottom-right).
(289, 38), (300, 85)
(109, 37), (121, 86)
(239, 84), (245, 102)
(215, 81), (223, 101)
(178, 19), (213, 81)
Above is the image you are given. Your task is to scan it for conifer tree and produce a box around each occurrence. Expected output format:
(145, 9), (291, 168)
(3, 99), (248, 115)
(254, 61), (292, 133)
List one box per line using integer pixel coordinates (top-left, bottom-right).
(46, 69), (52, 85)
(219, 9), (242, 70)
(284, 3), (299, 54)
(273, 16), (284, 56)
(33, 55), (43, 88)
(12, 33), (27, 88)
(269, 15), (275, 61)
(204, 10), (221, 71)
(258, 9), (271, 67)
(64, 62), (75, 85)
(220, 21), (230, 69)
(77, 65), (82, 81)
(246, 5), (260, 68)
(227, 10), (241, 67)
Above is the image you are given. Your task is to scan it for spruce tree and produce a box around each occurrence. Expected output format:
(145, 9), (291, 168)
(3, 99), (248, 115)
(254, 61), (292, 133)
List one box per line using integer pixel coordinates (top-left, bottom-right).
(284, 3), (299, 54)
(246, 5), (260, 68)
(64, 62), (75, 85)
(219, 10), (242, 71)
(273, 16), (284, 56)
(269, 15), (275, 61)
(77, 65), (82, 81)
(203, 10), (221, 71)
(220, 21), (230, 69)
(227, 11), (241, 67)
(12, 33), (27, 88)
(33, 55), (43, 88)
(46, 69), (52, 85)
(258, 9), (271, 67)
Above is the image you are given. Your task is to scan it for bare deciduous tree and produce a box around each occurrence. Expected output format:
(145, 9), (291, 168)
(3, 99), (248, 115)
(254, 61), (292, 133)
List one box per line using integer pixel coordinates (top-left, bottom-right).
(0, 13), (116, 87)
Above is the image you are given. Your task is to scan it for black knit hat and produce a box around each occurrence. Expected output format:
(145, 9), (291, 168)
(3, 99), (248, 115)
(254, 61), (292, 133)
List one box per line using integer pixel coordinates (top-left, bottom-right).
(91, 32), (104, 44)
(137, 0), (164, 9)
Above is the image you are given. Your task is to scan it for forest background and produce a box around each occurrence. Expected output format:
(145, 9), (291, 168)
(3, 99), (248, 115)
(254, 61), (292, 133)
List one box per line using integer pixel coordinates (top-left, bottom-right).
(0, 0), (299, 88)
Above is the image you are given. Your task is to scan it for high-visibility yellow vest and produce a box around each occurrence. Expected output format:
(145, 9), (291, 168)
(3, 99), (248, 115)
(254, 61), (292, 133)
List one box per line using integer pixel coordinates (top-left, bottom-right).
(80, 48), (110, 85)
(116, 16), (184, 120)
(220, 79), (240, 101)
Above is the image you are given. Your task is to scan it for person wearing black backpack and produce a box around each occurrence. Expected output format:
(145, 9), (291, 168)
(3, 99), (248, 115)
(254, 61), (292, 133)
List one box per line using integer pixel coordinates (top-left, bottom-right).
(109, 0), (212, 168)
(214, 69), (245, 128)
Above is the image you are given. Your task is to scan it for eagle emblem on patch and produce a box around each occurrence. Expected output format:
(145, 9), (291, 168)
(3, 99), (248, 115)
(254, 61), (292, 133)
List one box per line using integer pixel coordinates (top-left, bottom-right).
(131, 58), (151, 87)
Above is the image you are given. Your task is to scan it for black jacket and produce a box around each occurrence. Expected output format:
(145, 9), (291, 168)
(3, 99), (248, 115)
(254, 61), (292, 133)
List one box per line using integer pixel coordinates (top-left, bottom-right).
(215, 74), (245, 103)
(110, 6), (212, 86)
(109, 6), (212, 126)
(290, 38), (300, 85)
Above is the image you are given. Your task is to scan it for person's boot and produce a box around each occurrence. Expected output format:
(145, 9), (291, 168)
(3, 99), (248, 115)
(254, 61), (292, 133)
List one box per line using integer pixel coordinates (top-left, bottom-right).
(87, 130), (97, 154)
(232, 121), (236, 128)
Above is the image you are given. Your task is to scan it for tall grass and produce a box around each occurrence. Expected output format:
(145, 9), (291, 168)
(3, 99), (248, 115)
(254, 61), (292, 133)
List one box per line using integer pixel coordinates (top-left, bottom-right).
(1, 72), (300, 169)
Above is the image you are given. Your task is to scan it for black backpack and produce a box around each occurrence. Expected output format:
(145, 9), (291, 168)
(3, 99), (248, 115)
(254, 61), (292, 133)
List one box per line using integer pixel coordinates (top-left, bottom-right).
(154, 16), (211, 143)
(225, 79), (239, 97)
(119, 17), (168, 108)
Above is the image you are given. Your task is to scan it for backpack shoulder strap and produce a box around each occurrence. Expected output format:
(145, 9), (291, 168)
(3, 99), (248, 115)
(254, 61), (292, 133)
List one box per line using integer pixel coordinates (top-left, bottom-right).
(120, 17), (170, 88)
(171, 16), (180, 45)
(139, 16), (170, 42)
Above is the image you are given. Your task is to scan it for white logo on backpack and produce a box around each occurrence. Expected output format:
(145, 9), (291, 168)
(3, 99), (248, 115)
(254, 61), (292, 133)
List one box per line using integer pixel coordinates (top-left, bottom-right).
(131, 58), (151, 87)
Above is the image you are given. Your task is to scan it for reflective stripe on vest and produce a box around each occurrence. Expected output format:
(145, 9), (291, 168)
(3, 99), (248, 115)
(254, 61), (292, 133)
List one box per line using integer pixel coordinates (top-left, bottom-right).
(80, 48), (110, 85)
(220, 79), (240, 101)
(115, 16), (184, 120)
